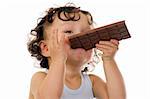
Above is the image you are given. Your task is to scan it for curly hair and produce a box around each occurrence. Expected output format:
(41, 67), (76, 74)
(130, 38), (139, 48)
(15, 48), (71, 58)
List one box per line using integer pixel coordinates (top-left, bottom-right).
(27, 4), (94, 71)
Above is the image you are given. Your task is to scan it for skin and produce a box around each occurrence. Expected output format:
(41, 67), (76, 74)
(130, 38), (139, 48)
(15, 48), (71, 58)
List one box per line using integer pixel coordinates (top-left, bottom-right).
(28, 12), (126, 99)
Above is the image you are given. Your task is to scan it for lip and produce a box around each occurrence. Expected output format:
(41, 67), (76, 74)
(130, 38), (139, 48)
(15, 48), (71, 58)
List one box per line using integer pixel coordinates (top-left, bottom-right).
(70, 48), (86, 53)
(72, 48), (85, 51)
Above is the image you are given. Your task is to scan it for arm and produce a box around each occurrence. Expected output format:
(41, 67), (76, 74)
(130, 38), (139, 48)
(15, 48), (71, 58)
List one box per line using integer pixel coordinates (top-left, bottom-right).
(90, 74), (108, 99)
(29, 72), (46, 99)
(38, 62), (66, 99)
(37, 29), (69, 99)
(29, 63), (65, 99)
(102, 57), (126, 99)
(29, 29), (69, 99)
(94, 39), (126, 99)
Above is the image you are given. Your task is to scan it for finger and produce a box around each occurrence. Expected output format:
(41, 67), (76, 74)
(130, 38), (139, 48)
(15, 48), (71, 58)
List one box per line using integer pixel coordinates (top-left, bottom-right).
(52, 29), (58, 46)
(110, 39), (119, 46)
(58, 30), (64, 45)
(96, 47), (107, 54)
(96, 44), (112, 50)
(99, 40), (118, 49)
(56, 29), (59, 44)
(64, 35), (69, 44)
(50, 29), (54, 45)
(96, 43), (118, 52)
(99, 41), (116, 48)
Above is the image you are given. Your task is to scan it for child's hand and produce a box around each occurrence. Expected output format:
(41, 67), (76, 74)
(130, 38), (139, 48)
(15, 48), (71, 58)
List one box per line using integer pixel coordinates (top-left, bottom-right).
(95, 39), (119, 60)
(48, 29), (70, 63)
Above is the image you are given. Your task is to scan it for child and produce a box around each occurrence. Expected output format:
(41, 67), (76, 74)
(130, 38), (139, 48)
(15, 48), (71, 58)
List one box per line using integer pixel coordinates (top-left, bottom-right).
(28, 4), (126, 99)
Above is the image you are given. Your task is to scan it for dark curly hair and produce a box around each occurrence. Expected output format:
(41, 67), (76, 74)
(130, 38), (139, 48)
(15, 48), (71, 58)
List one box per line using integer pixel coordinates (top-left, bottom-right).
(27, 4), (94, 71)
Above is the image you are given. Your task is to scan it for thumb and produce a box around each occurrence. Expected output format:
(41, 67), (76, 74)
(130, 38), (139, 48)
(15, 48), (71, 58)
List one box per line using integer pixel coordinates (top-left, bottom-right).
(110, 39), (119, 46)
(64, 36), (69, 44)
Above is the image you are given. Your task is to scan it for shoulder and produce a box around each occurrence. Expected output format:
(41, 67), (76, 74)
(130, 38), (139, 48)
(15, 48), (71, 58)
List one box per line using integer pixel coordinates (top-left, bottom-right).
(31, 71), (47, 88)
(29, 71), (47, 97)
(88, 74), (108, 98)
(31, 71), (47, 81)
(87, 74), (106, 88)
(89, 74), (104, 84)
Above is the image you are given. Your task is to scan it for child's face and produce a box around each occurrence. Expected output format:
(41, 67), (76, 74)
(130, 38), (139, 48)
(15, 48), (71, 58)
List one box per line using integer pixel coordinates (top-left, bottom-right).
(45, 12), (93, 65)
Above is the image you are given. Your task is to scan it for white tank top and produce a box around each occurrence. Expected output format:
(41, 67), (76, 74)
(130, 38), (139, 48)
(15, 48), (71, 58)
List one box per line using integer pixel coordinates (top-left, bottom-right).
(61, 73), (94, 99)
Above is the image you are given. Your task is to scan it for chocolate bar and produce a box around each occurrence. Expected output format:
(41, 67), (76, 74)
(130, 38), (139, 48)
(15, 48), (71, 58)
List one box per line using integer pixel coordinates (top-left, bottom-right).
(68, 21), (131, 50)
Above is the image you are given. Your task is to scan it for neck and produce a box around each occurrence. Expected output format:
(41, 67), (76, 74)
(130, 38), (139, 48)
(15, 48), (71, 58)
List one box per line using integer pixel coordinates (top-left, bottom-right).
(65, 61), (82, 79)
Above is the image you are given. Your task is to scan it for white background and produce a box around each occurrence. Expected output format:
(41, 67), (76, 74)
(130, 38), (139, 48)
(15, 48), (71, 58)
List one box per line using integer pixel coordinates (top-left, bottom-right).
(0, 0), (150, 99)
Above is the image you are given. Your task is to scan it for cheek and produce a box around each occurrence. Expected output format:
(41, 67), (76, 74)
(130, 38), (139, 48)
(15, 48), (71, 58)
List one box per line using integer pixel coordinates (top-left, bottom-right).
(85, 50), (93, 59)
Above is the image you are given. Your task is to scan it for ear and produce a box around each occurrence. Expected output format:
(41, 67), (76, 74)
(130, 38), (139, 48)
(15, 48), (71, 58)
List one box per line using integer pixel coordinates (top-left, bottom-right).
(39, 40), (50, 57)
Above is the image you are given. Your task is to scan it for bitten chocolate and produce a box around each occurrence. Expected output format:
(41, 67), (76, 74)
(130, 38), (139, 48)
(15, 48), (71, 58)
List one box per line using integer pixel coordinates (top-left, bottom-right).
(68, 21), (131, 50)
